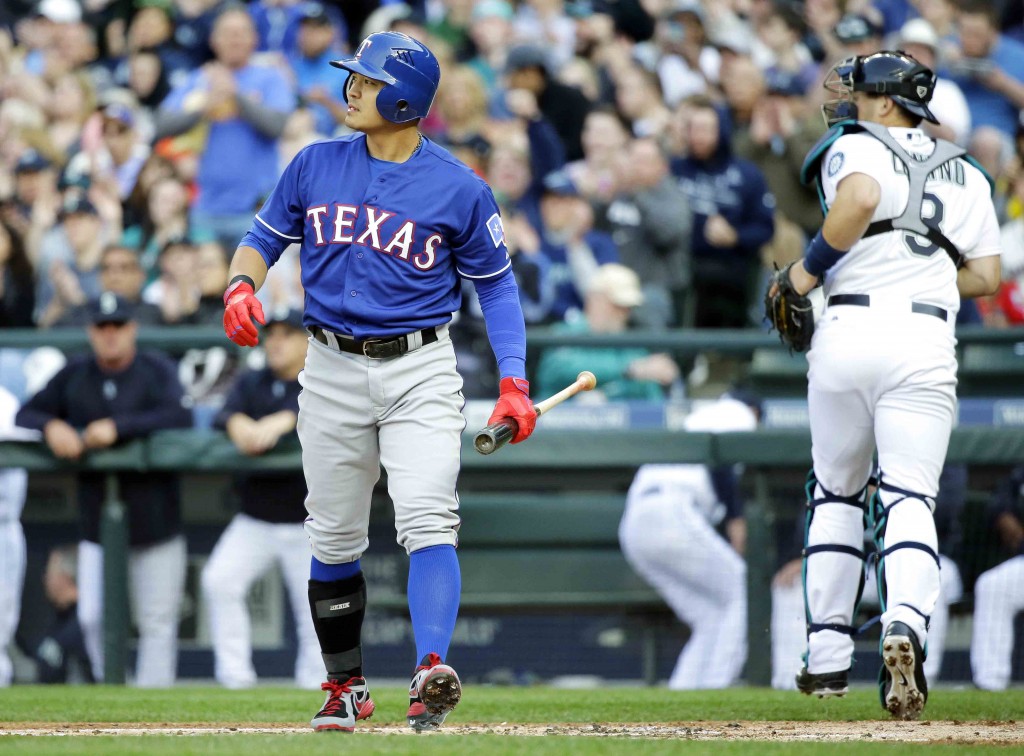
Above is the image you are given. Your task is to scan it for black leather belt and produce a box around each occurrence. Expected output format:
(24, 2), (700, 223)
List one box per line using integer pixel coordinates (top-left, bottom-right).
(310, 325), (438, 359)
(827, 294), (948, 322)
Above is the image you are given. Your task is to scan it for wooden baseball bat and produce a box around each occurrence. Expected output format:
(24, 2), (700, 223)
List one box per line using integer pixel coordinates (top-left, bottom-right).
(474, 371), (597, 455)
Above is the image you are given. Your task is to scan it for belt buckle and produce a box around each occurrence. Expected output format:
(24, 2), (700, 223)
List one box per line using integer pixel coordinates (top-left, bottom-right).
(361, 338), (401, 359)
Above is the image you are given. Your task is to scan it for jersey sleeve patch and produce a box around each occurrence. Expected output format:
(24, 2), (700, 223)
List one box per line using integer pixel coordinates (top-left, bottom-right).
(827, 152), (845, 177)
(486, 213), (505, 248)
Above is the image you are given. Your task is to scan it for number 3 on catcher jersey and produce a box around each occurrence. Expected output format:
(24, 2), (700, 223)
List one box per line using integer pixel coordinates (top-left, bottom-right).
(904, 192), (945, 258)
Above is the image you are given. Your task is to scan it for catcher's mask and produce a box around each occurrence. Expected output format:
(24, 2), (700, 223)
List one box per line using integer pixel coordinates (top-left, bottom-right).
(821, 51), (939, 127)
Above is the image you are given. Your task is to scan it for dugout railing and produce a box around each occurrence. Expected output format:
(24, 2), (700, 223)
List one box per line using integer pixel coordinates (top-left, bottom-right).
(3, 425), (1023, 686)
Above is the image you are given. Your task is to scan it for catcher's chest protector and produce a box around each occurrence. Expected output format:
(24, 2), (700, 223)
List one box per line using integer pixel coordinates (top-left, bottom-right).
(799, 120), (992, 268)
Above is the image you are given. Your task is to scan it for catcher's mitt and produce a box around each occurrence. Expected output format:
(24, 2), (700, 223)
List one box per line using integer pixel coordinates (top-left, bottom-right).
(764, 262), (814, 353)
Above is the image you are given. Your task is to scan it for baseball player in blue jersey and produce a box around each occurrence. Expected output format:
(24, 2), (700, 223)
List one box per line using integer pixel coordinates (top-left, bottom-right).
(222, 31), (536, 733)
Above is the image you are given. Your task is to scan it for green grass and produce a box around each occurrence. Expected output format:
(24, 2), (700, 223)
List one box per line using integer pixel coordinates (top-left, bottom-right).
(0, 737), (1014, 756)
(1, 685), (1021, 724)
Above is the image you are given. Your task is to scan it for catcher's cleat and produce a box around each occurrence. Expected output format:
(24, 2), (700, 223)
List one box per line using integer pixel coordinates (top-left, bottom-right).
(407, 653), (462, 732)
(879, 621), (928, 721)
(310, 676), (375, 732)
(795, 667), (849, 698)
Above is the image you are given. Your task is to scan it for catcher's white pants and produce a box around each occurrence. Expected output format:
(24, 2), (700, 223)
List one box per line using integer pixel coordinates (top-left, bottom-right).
(770, 554), (961, 689)
(804, 307), (954, 673)
(0, 519), (26, 686)
(201, 513), (323, 689)
(972, 555), (1024, 690)
(298, 332), (463, 563)
(77, 535), (187, 687)
(619, 470), (746, 689)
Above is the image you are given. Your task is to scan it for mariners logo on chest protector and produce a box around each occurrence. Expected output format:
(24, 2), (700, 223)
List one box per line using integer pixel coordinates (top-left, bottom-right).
(304, 204), (443, 271)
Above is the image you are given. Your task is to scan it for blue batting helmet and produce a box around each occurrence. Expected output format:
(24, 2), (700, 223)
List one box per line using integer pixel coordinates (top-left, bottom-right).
(330, 32), (441, 124)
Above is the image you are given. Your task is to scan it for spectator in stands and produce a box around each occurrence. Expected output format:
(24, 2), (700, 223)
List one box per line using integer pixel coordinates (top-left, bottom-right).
(757, 1), (818, 94)
(604, 137), (691, 329)
(46, 71), (97, 159)
(720, 55), (765, 140)
(536, 263), (681, 400)
(771, 465), (969, 688)
(202, 307), (322, 689)
(619, 392), (759, 689)
(123, 49), (172, 121)
(33, 545), (93, 684)
(614, 64), (671, 138)
(287, 3), (348, 138)
(538, 168), (619, 322)
(15, 292), (192, 687)
(504, 43), (591, 162)
(66, 101), (150, 203)
(55, 244), (162, 327)
(734, 69), (824, 240)
(171, 0), (226, 69)
(947, 0), (1024, 140)
(898, 20), (972, 147)
(35, 195), (107, 328)
(649, 0), (715, 106)
(566, 107), (630, 207)
(0, 219), (35, 328)
(188, 239), (230, 324)
(2, 150), (57, 244)
(143, 236), (200, 325)
(119, 1), (193, 92)
(673, 96), (775, 328)
(156, 5), (295, 252)
(972, 464), (1024, 690)
(121, 175), (193, 280)
(430, 65), (493, 172)
(486, 142), (542, 233)
(0, 384), (28, 687)
(466, 0), (516, 96)
(831, 12), (884, 58)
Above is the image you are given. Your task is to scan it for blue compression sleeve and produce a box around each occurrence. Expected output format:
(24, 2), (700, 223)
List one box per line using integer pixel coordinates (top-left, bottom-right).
(803, 230), (846, 277)
(408, 545), (461, 661)
(474, 268), (527, 379)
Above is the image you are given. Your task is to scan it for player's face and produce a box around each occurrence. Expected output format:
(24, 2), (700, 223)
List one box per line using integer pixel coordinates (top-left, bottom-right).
(345, 73), (389, 132)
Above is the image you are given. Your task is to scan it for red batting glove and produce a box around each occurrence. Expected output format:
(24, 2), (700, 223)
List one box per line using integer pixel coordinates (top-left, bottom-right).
(487, 377), (537, 443)
(223, 279), (266, 347)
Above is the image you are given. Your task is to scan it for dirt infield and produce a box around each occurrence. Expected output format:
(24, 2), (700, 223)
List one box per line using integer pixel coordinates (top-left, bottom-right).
(3, 721), (1021, 743)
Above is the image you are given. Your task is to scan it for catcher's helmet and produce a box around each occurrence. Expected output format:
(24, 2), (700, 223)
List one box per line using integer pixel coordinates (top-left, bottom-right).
(822, 50), (938, 127)
(330, 32), (440, 124)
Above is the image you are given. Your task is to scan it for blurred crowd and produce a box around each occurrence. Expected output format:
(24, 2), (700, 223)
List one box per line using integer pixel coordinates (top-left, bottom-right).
(2, 0), (1024, 394)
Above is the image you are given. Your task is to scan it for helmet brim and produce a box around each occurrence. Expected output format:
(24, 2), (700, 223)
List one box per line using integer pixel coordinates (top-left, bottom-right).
(329, 58), (397, 86)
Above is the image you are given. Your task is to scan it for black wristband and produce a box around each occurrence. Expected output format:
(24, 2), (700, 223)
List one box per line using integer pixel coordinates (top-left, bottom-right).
(229, 274), (256, 290)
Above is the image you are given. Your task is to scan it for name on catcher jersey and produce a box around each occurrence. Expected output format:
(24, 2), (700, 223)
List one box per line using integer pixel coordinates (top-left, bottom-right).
(245, 134), (511, 339)
(820, 127), (1001, 314)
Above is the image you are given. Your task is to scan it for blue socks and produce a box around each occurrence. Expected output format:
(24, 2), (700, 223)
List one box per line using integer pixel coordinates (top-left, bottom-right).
(310, 556), (362, 582)
(408, 544), (461, 662)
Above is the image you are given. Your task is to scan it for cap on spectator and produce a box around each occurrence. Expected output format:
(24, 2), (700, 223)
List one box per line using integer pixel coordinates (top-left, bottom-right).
(90, 292), (135, 325)
(898, 19), (939, 51)
(668, 0), (705, 24)
(15, 149), (51, 174)
(588, 263), (644, 308)
(833, 13), (882, 43)
(299, 2), (331, 25)
(710, 20), (754, 55)
(264, 307), (305, 331)
(541, 169), (579, 197)
(101, 102), (135, 129)
(472, 0), (513, 22)
(505, 44), (551, 74)
(765, 69), (805, 97)
(59, 194), (97, 220)
(36, 0), (82, 23)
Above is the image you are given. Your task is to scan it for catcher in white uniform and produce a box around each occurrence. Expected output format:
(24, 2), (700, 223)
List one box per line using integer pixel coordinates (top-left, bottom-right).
(619, 394), (758, 689)
(773, 51), (1001, 720)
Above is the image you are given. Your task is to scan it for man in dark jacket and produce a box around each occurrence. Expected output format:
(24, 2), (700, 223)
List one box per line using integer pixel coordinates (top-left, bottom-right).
(673, 96), (775, 327)
(16, 293), (192, 687)
(504, 44), (592, 162)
